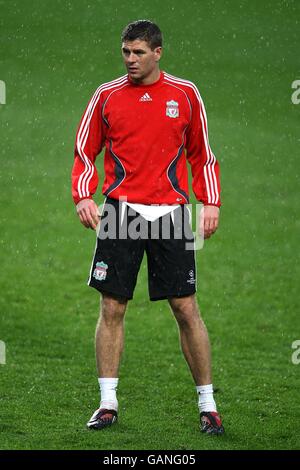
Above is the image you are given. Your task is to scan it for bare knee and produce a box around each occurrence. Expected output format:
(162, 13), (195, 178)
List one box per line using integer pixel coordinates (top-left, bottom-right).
(100, 293), (127, 326)
(169, 295), (201, 329)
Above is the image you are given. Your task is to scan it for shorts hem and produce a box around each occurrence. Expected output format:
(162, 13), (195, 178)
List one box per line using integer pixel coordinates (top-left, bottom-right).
(88, 282), (133, 300)
(150, 290), (196, 302)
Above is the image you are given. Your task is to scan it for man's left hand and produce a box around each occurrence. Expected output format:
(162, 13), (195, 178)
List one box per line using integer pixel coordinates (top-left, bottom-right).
(200, 205), (220, 239)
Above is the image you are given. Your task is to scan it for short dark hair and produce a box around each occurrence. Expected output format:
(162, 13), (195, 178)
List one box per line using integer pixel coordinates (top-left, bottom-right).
(121, 20), (162, 50)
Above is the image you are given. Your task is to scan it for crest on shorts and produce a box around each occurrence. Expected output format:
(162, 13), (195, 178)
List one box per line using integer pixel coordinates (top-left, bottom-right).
(166, 100), (179, 118)
(93, 261), (108, 281)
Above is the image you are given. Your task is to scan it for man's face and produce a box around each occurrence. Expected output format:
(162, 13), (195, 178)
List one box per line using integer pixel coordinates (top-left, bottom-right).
(121, 39), (162, 83)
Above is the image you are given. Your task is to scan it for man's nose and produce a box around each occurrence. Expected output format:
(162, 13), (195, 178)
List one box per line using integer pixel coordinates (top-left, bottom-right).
(128, 53), (137, 63)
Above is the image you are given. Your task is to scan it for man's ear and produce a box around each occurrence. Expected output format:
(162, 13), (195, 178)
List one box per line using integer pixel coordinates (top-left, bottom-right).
(154, 47), (162, 62)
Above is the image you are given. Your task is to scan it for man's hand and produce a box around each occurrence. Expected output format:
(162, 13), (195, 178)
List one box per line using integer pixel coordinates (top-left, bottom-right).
(76, 199), (100, 230)
(199, 205), (220, 239)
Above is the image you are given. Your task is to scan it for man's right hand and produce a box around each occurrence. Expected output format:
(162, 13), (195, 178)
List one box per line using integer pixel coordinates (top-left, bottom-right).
(76, 199), (100, 230)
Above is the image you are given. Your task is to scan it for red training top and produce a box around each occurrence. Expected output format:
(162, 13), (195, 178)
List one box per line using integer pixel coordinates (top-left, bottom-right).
(72, 71), (221, 207)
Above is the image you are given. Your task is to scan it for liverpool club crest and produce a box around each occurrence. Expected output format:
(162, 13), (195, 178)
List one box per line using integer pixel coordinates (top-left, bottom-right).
(93, 261), (108, 281)
(166, 100), (179, 118)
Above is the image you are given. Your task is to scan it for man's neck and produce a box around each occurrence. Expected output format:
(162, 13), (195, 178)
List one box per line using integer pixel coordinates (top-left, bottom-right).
(131, 68), (161, 86)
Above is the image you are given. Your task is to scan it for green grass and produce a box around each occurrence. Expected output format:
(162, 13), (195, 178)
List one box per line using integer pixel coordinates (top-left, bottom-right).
(1, 0), (300, 450)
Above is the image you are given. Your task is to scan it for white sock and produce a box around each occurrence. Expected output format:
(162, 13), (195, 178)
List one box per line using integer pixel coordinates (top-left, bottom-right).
(98, 378), (119, 411)
(196, 384), (217, 413)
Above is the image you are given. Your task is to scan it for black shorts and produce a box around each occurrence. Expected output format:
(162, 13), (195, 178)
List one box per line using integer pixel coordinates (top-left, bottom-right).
(88, 197), (196, 301)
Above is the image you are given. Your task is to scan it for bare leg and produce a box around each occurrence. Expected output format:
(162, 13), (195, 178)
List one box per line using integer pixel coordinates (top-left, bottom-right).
(95, 293), (127, 377)
(168, 294), (212, 385)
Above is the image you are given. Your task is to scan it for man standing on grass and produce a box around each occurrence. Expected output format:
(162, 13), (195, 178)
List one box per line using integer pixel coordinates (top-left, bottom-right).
(71, 20), (224, 435)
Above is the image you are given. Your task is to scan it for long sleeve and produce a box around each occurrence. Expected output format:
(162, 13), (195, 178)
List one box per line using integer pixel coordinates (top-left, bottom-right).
(71, 88), (107, 205)
(185, 87), (221, 207)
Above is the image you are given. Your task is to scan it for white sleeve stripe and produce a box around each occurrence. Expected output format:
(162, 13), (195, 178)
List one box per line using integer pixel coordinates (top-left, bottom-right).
(76, 76), (127, 199)
(203, 167), (211, 203)
(77, 76), (127, 198)
(77, 79), (124, 198)
(199, 105), (217, 204)
(77, 76), (127, 197)
(200, 106), (220, 204)
(164, 73), (219, 204)
(80, 82), (129, 196)
(210, 153), (219, 205)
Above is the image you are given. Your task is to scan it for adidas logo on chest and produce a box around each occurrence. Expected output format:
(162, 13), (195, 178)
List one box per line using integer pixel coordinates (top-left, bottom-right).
(139, 93), (152, 102)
